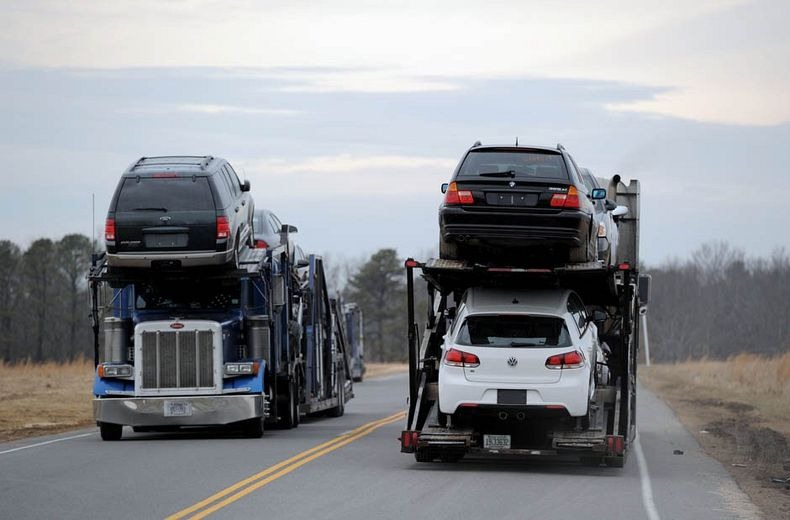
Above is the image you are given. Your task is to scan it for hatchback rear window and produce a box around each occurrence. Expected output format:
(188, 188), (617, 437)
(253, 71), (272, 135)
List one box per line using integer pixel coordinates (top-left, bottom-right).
(116, 177), (215, 212)
(455, 315), (571, 348)
(457, 150), (568, 180)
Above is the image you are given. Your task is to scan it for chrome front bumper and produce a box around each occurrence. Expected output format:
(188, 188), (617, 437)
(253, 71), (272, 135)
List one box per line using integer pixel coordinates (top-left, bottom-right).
(93, 395), (264, 426)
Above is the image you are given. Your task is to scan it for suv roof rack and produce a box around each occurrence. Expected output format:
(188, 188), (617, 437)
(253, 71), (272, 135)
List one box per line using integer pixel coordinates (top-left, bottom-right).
(471, 140), (482, 148)
(556, 143), (566, 152)
(129, 156), (216, 172)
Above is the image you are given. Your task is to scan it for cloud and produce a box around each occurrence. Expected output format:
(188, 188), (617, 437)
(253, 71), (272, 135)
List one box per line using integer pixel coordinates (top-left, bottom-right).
(117, 103), (301, 116)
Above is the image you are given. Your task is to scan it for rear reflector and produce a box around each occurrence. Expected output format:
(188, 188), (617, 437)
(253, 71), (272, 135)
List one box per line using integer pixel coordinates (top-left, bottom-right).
(105, 218), (116, 241)
(404, 259), (420, 268)
(618, 262), (631, 271)
(444, 182), (475, 205)
(400, 430), (419, 453)
(255, 239), (269, 249)
(444, 348), (480, 368)
(545, 350), (584, 369)
(216, 216), (230, 239)
(152, 172), (178, 178)
(607, 435), (625, 455)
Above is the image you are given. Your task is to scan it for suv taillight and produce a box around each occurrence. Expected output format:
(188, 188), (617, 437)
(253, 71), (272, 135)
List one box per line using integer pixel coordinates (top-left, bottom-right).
(545, 350), (584, 369)
(444, 348), (480, 367)
(549, 186), (581, 209)
(216, 216), (230, 240)
(444, 182), (474, 205)
(105, 218), (116, 241)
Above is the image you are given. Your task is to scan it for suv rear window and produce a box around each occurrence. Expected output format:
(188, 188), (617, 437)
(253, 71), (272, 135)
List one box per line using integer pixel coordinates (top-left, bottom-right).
(455, 315), (571, 347)
(116, 177), (215, 212)
(457, 150), (569, 181)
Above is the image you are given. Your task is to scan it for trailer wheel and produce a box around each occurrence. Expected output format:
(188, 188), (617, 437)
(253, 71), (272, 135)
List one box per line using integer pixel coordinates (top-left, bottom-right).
(99, 422), (123, 441)
(414, 449), (435, 463)
(439, 235), (460, 260)
(604, 456), (625, 468)
(580, 456), (603, 467)
(278, 382), (299, 429)
(328, 375), (345, 418)
(439, 451), (464, 463)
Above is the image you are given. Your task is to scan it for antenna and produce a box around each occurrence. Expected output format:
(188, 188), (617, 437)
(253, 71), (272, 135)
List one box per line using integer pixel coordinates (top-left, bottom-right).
(92, 193), (95, 253)
(515, 136), (518, 146)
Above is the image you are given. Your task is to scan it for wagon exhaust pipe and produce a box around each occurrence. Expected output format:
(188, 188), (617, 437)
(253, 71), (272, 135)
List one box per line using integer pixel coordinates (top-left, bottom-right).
(498, 411), (509, 421)
(516, 412), (526, 421)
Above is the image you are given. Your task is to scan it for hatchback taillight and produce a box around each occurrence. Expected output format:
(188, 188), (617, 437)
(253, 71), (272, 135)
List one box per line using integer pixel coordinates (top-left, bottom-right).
(255, 239), (269, 249)
(216, 216), (230, 240)
(545, 350), (584, 369)
(444, 182), (475, 205)
(105, 218), (116, 242)
(444, 348), (480, 367)
(549, 186), (581, 209)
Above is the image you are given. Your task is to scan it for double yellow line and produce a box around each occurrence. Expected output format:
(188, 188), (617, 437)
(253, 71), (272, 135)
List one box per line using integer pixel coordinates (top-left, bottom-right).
(166, 410), (406, 520)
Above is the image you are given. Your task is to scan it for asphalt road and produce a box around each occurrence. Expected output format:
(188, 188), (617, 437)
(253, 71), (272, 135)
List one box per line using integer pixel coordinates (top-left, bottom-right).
(0, 374), (762, 520)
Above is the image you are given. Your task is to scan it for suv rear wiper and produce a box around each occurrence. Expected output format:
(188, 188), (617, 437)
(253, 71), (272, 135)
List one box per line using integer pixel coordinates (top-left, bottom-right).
(133, 207), (168, 212)
(479, 170), (516, 178)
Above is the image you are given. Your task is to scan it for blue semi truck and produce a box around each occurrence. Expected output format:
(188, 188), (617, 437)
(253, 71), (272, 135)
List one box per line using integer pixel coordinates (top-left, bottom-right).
(89, 242), (353, 440)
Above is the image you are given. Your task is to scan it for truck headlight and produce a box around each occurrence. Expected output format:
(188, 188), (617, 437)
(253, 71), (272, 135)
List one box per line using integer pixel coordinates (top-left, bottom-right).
(224, 362), (259, 377)
(98, 363), (133, 379)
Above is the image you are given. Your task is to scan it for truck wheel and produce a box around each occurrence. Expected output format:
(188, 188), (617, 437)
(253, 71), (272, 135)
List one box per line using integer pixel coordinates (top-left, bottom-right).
(328, 378), (345, 418)
(243, 417), (264, 438)
(580, 456), (603, 467)
(604, 456), (625, 468)
(278, 382), (298, 429)
(439, 451), (463, 463)
(99, 422), (123, 441)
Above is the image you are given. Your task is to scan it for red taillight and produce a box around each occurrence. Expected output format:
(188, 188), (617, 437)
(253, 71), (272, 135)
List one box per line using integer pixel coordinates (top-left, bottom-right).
(105, 218), (116, 241)
(216, 216), (230, 240)
(255, 239), (269, 249)
(153, 172), (178, 178)
(549, 186), (581, 209)
(545, 350), (584, 369)
(444, 182), (474, 205)
(444, 348), (480, 367)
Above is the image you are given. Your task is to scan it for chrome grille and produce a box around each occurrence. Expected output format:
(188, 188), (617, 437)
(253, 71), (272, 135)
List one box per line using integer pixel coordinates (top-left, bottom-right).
(140, 330), (215, 390)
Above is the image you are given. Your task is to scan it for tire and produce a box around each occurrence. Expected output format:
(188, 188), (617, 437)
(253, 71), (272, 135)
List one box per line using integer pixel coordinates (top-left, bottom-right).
(243, 417), (264, 438)
(328, 375), (345, 418)
(439, 234), (460, 260)
(580, 456), (604, 467)
(604, 456), (625, 468)
(99, 422), (123, 441)
(278, 382), (298, 429)
(414, 449), (434, 463)
(439, 451), (464, 463)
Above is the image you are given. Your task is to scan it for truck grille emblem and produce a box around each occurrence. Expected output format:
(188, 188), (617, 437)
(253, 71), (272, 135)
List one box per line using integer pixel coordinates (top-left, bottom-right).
(507, 356), (518, 367)
(509, 181), (516, 188)
(170, 322), (184, 329)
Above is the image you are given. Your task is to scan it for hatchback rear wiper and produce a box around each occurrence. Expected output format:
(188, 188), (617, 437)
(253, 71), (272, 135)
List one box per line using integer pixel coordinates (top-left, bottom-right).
(479, 170), (516, 178)
(133, 207), (168, 212)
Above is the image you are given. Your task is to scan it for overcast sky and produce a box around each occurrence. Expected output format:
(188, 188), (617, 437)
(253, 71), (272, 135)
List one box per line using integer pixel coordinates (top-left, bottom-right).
(1, 0), (788, 265)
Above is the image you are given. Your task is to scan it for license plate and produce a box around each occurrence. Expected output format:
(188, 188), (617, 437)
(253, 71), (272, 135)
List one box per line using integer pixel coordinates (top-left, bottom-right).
(485, 193), (538, 207)
(164, 400), (193, 417)
(144, 234), (188, 248)
(483, 434), (511, 449)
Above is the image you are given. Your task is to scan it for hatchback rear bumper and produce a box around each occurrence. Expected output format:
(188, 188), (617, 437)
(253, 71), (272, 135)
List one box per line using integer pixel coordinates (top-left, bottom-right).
(106, 249), (233, 268)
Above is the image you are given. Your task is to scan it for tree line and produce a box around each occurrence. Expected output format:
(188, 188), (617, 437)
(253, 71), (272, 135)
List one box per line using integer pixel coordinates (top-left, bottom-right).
(0, 236), (786, 364)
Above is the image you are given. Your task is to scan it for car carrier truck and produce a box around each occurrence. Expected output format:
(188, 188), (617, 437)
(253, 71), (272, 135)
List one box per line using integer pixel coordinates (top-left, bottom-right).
(400, 176), (647, 466)
(89, 240), (353, 440)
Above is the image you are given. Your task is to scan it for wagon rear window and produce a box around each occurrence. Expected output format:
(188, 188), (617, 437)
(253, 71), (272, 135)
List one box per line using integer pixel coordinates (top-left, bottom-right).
(455, 315), (571, 347)
(116, 177), (215, 212)
(457, 150), (569, 180)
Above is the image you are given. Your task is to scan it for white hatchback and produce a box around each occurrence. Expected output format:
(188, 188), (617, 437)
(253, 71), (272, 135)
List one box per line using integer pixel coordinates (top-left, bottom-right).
(438, 287), (603, 419)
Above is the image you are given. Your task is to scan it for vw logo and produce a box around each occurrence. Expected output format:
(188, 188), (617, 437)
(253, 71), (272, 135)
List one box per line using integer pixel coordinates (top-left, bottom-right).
(508, 181), (516, 188)
(507, 356), (518, 367)
(159, 216), (172, 223)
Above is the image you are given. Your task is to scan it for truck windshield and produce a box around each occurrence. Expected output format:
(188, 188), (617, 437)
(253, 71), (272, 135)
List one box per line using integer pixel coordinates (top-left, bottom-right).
(134, 279), (240, 311)
(455, 315), (571, 347)
(457, 150), (568, 181)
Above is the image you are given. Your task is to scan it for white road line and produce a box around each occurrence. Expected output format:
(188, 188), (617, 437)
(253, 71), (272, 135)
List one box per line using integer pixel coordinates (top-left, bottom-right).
(634, 433), (662, 520)
(0, 432), (94, 456)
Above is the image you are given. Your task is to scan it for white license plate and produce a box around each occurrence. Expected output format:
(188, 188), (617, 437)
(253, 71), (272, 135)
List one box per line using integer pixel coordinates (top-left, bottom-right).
(483, 434), (511, 449)
(164, 400), (193, 417)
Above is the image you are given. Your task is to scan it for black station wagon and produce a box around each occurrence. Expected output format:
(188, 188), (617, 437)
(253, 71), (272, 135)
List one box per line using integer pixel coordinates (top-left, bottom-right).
(439, 143), (604, 265)
(105, 156), (254, 268)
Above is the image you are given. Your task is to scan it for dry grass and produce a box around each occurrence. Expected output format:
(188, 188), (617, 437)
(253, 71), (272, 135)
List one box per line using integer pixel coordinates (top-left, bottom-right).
(642, 353), (790, 436)
(363, 362), (409, 379)
(0, 358), (95, 442)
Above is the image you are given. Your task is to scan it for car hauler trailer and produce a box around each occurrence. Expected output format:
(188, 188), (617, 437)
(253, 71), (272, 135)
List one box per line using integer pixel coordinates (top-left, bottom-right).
(400, 177), (646, 466)
(89, 242), (352, 440)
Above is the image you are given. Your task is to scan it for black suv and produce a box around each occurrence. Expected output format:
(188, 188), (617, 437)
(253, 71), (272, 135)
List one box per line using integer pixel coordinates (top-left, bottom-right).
(105, 156), (254, 268)
(439, 143), (604, 265)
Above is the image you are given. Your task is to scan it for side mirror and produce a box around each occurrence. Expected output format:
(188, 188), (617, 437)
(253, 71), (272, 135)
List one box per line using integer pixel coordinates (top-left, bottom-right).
(241, 180), (251, 192)
(281, 224), (298, 234)
(591, 188), (606, 200)
(611, 205), (629, 218)
(441, 183), (449, 194)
